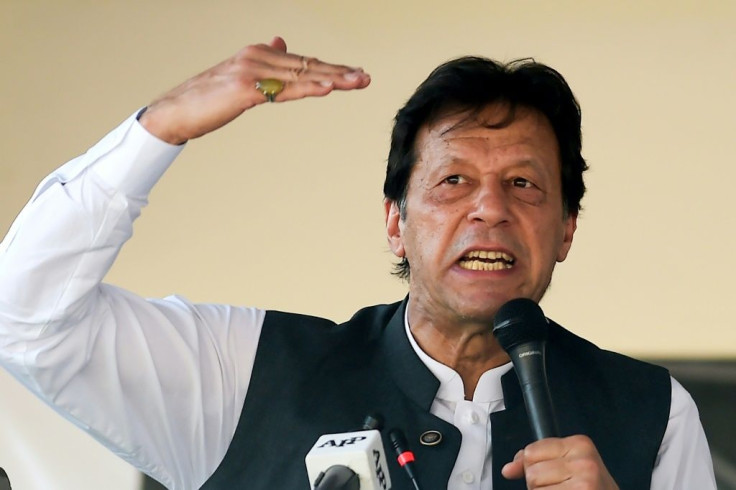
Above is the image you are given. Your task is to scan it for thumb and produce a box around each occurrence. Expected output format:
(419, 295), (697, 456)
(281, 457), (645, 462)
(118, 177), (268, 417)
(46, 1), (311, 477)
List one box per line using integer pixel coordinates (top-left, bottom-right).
(269, 36), (287, 52)
(501, 450), (525, 480)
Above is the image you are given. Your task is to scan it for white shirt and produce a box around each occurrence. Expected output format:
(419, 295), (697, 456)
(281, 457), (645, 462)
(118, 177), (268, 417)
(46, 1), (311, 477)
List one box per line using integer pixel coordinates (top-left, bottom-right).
(404, 315), (715, 489)
(0, 112), (717, 489)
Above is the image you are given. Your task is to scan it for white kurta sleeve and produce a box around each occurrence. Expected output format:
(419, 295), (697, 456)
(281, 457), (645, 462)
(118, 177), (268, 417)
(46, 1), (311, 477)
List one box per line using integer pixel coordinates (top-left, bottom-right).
(651, 377), (717, 489)
(0, 112), (264, 489)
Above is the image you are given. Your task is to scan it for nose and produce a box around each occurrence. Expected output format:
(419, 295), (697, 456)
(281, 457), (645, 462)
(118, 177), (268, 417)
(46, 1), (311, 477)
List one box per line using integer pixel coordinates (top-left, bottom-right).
(466, 180), (512, 227)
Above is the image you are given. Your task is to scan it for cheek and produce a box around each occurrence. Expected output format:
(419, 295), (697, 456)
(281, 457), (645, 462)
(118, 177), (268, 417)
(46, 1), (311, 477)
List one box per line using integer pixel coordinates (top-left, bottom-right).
(402, 191), (468, 261)
(525, 218), (563, 257)
(541, 223), (569, 264)
(401, 214), (444, 261)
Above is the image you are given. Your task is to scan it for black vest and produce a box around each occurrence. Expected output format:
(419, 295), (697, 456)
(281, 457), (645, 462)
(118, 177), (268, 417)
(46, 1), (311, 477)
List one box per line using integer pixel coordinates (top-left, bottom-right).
(201, 300), (670, 489)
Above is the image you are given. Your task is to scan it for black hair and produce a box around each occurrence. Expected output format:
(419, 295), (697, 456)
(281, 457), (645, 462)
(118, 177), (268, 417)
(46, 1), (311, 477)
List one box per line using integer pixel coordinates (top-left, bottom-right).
(384, 56), (588, 279)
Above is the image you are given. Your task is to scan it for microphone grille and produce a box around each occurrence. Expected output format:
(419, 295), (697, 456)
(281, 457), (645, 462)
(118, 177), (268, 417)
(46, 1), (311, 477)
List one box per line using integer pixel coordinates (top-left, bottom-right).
(492, 298), (548, 351)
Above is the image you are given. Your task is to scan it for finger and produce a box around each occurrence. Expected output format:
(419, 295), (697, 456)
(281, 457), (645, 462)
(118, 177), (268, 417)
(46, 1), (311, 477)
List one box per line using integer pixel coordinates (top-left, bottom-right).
(246, 68), (369, 106)
(528, 435), (597, 462)
(296, 57), (364, 77)
(253, 63), (367, 86)
(522, 436), (614, 489)
(524, 459), (573, 488)
(257, 47), (363, 75)
(239, 43), (366, 78)
(268, 35), (287, 52)
(270, 72), (371, 103)
(270, 55), (364, 79)
(522, 437), (568, 465)
(249, 70), (368, 104)
(274, 80), (335, 102)
(297, 69), (370, 90)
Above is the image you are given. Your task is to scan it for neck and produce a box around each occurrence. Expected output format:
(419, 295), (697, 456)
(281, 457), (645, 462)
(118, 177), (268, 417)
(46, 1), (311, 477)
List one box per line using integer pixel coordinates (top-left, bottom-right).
(407, 301), (510, 400)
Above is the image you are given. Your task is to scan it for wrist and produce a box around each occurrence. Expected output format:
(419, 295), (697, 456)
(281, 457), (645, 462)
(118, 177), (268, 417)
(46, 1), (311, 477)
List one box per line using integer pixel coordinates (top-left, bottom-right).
(137, 104), (188, 146)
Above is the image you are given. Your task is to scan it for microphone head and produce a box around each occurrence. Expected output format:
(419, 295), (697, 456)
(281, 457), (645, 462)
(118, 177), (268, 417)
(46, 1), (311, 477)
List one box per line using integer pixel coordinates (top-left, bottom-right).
(362, 413), (384, 431)
(388, 429), (408, 454)
(305, 429), (392, 490)
(492, 298), (548, 351)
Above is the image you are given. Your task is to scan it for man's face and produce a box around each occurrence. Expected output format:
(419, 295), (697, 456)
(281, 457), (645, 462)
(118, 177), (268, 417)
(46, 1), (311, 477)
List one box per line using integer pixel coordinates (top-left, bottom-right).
(385, 104), (577, 325)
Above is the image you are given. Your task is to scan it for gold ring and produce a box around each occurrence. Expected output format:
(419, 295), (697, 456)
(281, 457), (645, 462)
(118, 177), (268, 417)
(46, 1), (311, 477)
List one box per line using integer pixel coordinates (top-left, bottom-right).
(293, 56), (312, 80)
(255, 78), (285, 103)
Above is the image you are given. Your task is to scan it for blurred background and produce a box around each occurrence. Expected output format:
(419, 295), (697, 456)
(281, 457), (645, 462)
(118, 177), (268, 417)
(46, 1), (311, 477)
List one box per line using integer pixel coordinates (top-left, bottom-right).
(1, 1), (734, 488)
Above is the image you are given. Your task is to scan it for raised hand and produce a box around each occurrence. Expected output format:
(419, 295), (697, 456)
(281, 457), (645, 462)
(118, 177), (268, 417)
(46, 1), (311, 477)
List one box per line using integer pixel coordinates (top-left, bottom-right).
(139, 36), (370, 145)
(502, 435), (619, 489)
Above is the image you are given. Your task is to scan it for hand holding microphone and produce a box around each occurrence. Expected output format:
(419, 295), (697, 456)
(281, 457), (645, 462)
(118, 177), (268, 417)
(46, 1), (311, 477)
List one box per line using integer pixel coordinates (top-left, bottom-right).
(494, 298), (618, 489)
(500, 435), (619, 489)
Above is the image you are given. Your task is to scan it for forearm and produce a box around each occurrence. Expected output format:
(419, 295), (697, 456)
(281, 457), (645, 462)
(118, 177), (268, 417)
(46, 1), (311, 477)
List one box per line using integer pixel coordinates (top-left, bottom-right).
(0, 113), (200, 484)
(0, 111), (180, 348)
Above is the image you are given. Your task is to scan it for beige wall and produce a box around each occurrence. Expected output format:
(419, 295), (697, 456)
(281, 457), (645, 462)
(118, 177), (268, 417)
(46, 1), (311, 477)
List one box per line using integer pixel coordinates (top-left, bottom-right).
(1, 1), (734, 488)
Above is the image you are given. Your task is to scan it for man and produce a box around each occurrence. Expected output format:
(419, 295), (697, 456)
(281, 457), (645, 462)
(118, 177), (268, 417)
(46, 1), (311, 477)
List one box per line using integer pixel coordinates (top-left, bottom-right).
(0, 37), (715, 489)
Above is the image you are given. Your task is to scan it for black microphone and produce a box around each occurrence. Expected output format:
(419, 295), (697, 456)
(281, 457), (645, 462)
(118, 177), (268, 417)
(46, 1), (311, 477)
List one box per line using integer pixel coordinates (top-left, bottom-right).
(361, 413), (384, 432)
(492, 298), (559, 440)
(388, 429), (422, 490)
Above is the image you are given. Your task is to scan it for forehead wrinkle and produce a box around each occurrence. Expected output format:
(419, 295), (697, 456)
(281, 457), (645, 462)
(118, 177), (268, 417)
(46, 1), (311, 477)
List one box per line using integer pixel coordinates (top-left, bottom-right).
(440, 133), (549, 168)
(430, 117), (545, 152)
(414, 106), (560, 178)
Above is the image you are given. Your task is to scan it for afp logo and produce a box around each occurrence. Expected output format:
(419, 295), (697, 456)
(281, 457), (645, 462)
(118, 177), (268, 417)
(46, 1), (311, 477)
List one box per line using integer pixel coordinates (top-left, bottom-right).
(372, 449), (388, 490)
(318, 436), (367, 448)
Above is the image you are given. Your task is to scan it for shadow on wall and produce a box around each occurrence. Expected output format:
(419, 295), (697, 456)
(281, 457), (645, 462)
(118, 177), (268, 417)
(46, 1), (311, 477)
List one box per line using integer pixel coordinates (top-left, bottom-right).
(140, 360), (736, 490)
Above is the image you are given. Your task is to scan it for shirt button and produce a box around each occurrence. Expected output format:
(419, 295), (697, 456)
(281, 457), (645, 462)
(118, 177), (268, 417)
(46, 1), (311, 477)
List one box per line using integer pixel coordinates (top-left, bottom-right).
(462, 471), (475, 484)
(470, 412), (480, 424)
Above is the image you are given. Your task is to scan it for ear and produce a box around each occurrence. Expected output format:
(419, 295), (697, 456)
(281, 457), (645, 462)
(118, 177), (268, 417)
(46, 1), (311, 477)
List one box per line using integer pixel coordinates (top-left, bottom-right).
(384, 199), (405, 258)
(556, 212), (577, 262)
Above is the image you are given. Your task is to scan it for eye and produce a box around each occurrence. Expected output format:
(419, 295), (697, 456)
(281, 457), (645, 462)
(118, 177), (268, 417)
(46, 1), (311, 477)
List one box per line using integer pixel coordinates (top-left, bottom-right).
(442, 175), (466, 185)
(511, 177), (534, 189)
(507, 176), (545, 206)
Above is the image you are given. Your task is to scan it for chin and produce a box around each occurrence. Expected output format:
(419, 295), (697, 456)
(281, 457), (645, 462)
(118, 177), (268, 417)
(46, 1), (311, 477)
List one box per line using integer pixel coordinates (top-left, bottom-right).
(454, 293), (527, 322)
(453, 301), (505, 324)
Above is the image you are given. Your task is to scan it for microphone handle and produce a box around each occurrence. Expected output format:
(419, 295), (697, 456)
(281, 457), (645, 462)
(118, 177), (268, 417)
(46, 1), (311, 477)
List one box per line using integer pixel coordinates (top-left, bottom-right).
(510, 342), (559, 440)
(519, 379), (559, 439)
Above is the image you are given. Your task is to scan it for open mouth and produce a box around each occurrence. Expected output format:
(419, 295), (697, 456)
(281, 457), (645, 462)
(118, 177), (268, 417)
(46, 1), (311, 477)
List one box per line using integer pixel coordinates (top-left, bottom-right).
(458, 250), (515, 271)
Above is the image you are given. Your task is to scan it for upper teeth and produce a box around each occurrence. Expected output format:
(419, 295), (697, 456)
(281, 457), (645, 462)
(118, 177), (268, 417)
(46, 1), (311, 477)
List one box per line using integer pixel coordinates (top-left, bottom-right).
(459, 250), (515, 271)
(464, 250), (514, 262)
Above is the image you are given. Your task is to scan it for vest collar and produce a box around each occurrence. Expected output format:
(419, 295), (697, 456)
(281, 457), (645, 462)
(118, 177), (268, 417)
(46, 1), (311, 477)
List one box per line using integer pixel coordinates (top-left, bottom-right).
(380, 297), (440, 411)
